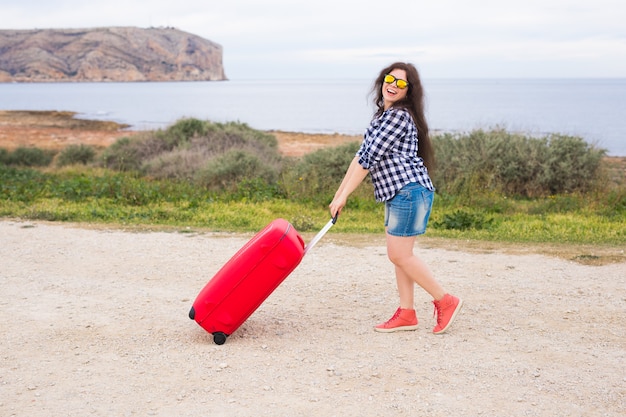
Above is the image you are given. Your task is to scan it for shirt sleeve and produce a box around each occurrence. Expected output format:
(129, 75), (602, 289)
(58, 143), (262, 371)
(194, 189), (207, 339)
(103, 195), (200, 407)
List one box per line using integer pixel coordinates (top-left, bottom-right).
(357, 109), (410, 169)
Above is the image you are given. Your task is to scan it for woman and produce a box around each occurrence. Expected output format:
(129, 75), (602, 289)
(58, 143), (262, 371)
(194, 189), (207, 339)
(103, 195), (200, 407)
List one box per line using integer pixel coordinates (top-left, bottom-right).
(329, 62), (462, 334)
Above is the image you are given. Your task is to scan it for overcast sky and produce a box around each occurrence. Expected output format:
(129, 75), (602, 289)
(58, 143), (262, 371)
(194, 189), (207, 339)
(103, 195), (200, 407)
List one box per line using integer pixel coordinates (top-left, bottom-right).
(1, 0), (625, 79)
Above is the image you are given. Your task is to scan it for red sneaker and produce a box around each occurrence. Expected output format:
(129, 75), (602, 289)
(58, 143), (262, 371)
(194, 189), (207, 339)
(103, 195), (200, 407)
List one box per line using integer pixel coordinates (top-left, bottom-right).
(374, 308), (419, 333)
(432, 294), (463, 334)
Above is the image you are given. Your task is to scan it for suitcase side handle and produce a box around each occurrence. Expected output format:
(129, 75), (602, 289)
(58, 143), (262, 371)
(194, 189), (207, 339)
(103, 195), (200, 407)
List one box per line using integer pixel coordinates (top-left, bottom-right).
(296, 233), (305, 249)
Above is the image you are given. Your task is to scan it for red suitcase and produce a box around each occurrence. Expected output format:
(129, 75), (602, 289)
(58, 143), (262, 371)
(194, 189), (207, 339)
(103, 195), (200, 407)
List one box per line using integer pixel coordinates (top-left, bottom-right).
(189, 217), (335, 344)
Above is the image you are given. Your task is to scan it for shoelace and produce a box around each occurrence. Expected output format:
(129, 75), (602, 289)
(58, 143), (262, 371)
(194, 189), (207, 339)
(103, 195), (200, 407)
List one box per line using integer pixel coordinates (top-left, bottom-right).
(433, 302), (442, 325)
(383, 308), (402, 326)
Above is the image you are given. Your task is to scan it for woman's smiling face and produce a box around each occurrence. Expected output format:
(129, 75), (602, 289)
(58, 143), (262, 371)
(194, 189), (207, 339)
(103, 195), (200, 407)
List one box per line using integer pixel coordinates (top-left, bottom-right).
(382, 68), (408, 110)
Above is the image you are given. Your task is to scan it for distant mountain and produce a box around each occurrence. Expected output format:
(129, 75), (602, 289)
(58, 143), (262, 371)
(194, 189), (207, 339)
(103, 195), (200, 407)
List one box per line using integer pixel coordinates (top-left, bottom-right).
(0, 27), (226, 82)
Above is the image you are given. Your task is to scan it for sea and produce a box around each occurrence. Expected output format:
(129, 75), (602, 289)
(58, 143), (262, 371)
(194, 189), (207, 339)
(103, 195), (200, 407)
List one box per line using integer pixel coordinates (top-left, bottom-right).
(0, 78), (624, 156)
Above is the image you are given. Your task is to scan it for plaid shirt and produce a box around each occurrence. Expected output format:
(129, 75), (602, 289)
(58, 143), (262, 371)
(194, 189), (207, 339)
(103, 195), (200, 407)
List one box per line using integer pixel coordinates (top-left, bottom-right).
(356, 108), (434, 202)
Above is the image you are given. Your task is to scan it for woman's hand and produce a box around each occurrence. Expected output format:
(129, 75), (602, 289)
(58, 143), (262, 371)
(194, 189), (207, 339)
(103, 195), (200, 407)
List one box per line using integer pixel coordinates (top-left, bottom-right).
(329, 194), (347, 219)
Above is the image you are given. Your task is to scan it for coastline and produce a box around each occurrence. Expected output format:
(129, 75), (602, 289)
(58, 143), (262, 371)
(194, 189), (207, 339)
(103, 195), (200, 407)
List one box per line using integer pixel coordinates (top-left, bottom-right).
(2, 78), (625, 157)
(0, 110), (361, 157)
(2, 110), (625, 162)
(1, 109), (623, 183)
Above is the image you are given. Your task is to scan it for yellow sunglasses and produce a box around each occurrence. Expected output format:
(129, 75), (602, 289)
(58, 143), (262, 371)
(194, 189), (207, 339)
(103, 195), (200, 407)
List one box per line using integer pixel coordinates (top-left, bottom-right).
(384, 74), (409, 89)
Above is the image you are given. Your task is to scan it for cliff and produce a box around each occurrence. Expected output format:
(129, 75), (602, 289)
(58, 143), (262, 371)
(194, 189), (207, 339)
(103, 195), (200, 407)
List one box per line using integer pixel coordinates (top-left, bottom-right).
(0, 27), (226, 82)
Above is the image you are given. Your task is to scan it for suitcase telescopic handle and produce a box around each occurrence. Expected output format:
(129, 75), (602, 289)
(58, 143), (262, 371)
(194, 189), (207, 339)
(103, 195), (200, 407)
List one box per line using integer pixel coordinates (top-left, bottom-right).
(304, 214), (338, 254)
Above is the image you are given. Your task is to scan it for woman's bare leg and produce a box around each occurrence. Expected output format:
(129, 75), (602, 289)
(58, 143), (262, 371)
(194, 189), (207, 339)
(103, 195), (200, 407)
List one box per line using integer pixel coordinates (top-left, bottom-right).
(386, 233), (445, 300)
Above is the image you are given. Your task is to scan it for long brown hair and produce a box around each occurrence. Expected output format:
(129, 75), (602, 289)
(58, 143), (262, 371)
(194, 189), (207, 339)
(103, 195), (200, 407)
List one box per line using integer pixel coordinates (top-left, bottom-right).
(371, 62), (435, 172)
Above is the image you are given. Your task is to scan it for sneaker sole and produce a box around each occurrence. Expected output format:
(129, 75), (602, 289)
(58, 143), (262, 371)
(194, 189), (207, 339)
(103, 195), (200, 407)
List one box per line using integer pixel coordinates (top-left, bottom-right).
(433, 299), (464, 335)
(373, 324), (419, 333)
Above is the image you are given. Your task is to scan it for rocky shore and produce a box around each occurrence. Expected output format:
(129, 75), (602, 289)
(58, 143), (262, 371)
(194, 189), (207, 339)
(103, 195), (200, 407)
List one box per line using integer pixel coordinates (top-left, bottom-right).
(0, 27), (226, 82)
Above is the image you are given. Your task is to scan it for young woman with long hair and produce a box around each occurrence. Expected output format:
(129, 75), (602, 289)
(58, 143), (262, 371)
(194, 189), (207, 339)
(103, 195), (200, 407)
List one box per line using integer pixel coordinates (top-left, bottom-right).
(329, 62), (462, 334)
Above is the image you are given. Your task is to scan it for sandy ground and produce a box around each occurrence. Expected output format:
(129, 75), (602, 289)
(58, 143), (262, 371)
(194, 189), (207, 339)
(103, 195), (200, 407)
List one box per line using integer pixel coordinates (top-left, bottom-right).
(0, 110), (139, 151)
(0, 220), (624, 417)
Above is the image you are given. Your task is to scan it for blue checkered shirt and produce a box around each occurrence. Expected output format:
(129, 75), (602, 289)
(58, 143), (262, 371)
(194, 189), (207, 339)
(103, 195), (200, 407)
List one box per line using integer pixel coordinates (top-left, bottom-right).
(356, 108), (434, 202)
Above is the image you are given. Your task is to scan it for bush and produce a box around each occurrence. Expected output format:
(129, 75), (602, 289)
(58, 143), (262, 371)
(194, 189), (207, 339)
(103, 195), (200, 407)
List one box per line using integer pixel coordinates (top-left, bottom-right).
(143, 122), (281, 181)
(432, 129), (606, 198)
(281, 141), (371, 205)
(195, 149), (279, 192)
(100, 120), (284, 195)
(540, 134), (605, 194)
(6, 147), (55, 167)
(0, 148), (8, 165)
(160, 118), (209, 148)
(99, 137), (144, 171)
(56, 144), (97, 167)
(206, 121), (279, 151)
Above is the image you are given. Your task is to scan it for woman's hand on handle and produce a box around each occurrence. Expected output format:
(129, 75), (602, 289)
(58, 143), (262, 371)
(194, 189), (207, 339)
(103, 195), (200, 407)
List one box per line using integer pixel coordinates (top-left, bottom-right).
(329, 195), (347, 219)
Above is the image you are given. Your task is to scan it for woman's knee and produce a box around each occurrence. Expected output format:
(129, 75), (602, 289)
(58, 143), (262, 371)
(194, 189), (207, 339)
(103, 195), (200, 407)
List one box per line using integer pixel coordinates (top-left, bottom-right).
(387, 246), (413, 266)
(386, 234), (415, 264)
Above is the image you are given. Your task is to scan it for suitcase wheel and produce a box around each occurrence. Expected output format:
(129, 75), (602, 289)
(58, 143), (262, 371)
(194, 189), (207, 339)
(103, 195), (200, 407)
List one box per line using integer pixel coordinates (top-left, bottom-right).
(188, 306), (196, 320)
(213, 332), (228, 345)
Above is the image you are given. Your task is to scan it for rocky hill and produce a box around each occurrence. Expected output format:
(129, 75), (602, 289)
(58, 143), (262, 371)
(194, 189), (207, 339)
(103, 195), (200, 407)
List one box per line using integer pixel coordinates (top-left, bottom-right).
(0, 27), (226, 82)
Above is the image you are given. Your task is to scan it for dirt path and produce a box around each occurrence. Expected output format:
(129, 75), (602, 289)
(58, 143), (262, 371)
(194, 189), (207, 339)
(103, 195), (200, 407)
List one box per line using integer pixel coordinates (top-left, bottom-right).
(1, 220), (624, 417)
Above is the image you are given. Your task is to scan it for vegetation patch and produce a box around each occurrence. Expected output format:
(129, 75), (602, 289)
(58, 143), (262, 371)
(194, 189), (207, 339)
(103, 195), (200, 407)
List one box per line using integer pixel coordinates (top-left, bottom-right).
(0, 119), (624, 252)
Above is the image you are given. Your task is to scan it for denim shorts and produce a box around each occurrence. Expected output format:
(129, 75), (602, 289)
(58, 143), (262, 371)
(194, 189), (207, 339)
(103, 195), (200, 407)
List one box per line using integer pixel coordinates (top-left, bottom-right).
(384, 183), (434, 237)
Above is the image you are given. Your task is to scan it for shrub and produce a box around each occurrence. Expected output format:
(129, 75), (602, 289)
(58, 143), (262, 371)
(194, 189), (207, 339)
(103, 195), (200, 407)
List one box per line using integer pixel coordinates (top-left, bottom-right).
(6, 147), (55, 167)
(281, 141), (370, 205)
(100, 120), (284, 194)
(56, 144), (97, 167)
(540, 134), (605, 194)
(160, 118), (210, 148)
(143, 123), (281, 180)
(99, 137), (144, 171)
(0, 148), (9, 165)
(205, 121), (279, 152)
(432, 129), (606, 198)
(134, 117), (213, 157)
(195, 149), (279, 192)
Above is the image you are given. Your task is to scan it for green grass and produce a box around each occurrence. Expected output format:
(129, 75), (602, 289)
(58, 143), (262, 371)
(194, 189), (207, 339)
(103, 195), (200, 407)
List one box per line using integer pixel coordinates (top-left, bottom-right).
(1, 121), (624, 247)
(429, 211), (624, 244)
(1, 190), (624, 245)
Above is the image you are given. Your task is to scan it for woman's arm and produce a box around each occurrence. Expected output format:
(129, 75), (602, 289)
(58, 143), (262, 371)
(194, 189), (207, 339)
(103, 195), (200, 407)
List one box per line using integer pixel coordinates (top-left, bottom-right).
(329, 156), (369, 217)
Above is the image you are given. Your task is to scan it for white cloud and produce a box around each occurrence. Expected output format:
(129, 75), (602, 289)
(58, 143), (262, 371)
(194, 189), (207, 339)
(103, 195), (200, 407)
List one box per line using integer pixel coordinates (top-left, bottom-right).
(0, 0), (625, 78)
